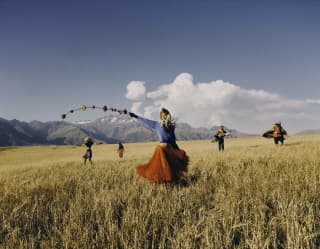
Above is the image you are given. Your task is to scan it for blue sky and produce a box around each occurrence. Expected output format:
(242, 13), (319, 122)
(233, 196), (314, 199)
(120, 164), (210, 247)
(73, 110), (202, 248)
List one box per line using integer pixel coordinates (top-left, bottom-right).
(1, 0), (320, 133)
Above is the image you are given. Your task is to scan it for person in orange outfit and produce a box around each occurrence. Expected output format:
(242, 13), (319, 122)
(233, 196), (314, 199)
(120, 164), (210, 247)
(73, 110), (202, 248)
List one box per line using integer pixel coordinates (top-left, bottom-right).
(117, 141), (124, 158)
(272, 121), (287, 145)
(128, 108), (189, 183)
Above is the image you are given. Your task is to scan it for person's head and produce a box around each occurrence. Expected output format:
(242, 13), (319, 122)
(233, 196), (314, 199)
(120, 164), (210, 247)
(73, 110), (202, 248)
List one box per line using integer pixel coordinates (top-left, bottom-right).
(160, 108), (170, 120)
(84, 136), (93, 148)
(159, 107), (173, 129)
(275, 121), (281, 126)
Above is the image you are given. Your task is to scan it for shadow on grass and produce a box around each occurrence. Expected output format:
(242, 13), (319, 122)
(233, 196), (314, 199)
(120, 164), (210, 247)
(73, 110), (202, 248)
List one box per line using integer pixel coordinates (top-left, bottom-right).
(171, 171), (201, 187)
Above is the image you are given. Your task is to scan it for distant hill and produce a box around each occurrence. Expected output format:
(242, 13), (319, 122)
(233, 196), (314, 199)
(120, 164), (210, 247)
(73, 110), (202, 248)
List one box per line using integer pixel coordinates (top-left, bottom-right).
(0, 115), (252, 146)
(296, 129), (320, 135)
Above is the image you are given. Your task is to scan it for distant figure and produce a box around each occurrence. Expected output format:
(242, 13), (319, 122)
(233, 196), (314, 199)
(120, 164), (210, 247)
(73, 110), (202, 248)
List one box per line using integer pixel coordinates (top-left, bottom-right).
(128, 108), (189, 183)
(117, 141), (124, 158)
(214, 124), (229, 151)
(83, 136), (93, 165)
(272, 121), (287, 145)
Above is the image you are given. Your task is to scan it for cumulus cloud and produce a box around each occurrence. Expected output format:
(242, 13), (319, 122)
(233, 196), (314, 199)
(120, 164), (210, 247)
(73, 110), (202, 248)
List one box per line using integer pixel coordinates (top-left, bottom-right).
(125, 81), (146, 100)
(130, 102), (143, 115)
(125, 73), (320, 133)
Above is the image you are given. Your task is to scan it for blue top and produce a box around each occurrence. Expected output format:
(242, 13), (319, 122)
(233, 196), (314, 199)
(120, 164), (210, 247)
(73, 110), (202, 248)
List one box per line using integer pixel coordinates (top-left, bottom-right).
(137, 116), (179, 149)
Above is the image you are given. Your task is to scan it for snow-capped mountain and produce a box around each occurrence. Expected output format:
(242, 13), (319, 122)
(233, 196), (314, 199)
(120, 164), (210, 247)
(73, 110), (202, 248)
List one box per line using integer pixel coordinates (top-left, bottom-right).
(0, 114), (252, 146)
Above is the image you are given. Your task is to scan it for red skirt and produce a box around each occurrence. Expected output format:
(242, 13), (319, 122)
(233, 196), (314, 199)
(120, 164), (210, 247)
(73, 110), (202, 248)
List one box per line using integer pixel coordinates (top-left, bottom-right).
(136, 143), (189, 183)
(118, 148), (124, 158)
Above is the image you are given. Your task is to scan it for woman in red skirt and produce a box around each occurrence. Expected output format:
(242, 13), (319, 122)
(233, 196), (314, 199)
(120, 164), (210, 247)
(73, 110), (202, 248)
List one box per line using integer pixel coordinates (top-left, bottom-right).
(129, 108), (189, 183)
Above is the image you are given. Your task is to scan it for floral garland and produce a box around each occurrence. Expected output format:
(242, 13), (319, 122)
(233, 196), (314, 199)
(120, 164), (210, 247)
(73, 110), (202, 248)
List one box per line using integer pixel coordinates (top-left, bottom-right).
(61, 104), (128, 120)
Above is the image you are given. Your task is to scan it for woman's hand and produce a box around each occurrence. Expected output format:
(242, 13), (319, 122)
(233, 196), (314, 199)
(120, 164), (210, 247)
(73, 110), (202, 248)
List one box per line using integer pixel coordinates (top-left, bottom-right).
(129, 112), (138, 118)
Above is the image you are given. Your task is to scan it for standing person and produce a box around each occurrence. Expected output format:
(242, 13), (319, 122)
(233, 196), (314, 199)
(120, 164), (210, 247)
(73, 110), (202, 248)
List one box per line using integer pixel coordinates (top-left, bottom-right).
(83, 136), (93, 165)
(214, 124), (229, 151)
(272, 121), (287, 145)
(128, 108), (189, 183)
(117, 141), (124, 158)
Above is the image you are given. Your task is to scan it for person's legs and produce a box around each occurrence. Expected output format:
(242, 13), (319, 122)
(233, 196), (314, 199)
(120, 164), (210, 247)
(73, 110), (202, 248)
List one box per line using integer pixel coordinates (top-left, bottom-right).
(280, 136), (284, 145)
(83, 149), (92, 165)
(218, 139), (223, 151)
(88, 149), (93, 165)
(218, 138), (224, 151)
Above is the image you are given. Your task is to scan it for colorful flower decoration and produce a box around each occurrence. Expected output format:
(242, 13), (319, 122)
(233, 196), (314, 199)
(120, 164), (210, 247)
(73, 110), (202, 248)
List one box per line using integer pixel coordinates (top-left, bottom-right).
(61, 104), (129, 120)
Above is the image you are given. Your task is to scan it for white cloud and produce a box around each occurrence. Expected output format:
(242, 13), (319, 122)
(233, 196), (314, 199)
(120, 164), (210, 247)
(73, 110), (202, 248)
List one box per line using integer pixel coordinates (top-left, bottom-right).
(306, 99), (320, 104)
(125, 73), (320, 133)
(130, 102), (143, 115)
(125, 81), (146, 100)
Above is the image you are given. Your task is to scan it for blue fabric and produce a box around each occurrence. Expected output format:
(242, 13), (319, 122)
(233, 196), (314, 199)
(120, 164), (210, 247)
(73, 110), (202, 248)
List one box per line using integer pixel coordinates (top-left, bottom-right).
(137, 116), (179, 149)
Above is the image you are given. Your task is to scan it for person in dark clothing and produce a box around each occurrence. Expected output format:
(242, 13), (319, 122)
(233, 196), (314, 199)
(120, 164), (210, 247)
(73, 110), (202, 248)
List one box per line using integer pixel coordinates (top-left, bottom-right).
(83, 137), (93, 165)
(214, 125), (229, 151)
(117, 141), (124, 158)
(272, 121), (287, 145)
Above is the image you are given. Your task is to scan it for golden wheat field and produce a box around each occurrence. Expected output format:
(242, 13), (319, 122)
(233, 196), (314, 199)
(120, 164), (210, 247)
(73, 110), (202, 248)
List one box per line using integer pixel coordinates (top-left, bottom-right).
(1, 134), (320, 249)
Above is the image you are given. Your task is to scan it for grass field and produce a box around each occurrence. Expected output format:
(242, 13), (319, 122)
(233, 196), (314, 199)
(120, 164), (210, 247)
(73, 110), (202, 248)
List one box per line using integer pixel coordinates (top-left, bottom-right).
(1, 135), (320, 249)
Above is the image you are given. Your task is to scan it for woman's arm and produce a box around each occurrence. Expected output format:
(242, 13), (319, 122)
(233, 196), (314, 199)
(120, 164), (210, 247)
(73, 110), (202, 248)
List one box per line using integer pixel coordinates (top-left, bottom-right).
(129, 112), (158, 129)
(137, 116), (158, 129)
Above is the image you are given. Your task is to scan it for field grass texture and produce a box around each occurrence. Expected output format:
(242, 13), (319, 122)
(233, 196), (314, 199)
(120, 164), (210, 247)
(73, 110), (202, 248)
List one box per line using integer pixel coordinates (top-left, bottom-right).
(1, 135), (320, 249)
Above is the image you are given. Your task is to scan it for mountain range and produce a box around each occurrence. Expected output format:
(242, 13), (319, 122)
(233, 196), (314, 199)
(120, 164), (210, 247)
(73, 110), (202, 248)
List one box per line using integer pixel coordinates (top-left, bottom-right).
(0, 115), (254, 146)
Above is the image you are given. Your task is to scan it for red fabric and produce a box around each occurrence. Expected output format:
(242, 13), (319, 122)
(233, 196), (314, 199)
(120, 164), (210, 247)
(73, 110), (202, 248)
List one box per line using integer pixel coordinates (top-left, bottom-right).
(118, 148), (124, 158)
(136, 144), (189, 183)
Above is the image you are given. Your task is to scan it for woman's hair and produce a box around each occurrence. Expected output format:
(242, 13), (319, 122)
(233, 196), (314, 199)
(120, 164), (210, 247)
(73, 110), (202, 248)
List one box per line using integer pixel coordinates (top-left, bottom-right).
(84, 136), (91, 142)
(160, 108), (175, 130)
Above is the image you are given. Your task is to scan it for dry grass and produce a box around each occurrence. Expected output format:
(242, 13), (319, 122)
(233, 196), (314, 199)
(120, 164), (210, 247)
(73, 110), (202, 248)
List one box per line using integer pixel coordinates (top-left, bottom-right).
(1, 135), (320, 248)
